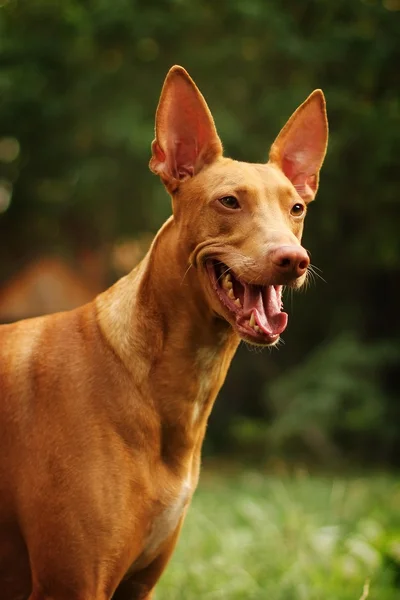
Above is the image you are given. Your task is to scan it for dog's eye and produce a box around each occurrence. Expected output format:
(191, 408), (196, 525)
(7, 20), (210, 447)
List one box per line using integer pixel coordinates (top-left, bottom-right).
(219, 196), (240, 210)
(290, 203), (305, 217)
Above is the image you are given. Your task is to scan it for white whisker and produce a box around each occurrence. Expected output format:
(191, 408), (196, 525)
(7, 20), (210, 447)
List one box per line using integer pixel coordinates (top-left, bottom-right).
(308, 264), (326, 284)
(180, 264), (193, 285)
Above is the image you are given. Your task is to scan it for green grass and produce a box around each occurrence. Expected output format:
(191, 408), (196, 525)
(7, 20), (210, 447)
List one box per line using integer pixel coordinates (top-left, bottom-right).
(156, 469), (400, 599)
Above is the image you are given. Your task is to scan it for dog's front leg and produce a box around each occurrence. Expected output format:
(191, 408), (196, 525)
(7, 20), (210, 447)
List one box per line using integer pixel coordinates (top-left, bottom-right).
(112, 582), (153, 600)
(28, 591), (109, 600)
(112, 522), (183, 600)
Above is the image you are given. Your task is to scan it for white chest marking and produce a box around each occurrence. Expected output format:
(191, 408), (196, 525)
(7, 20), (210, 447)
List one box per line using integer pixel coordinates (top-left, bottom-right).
(142, 478), (191, 559)
(192, 348), (219, 424)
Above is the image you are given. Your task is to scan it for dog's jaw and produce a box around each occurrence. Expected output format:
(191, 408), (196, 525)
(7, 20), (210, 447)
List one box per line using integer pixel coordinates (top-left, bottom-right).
(205, 260), (288, 346)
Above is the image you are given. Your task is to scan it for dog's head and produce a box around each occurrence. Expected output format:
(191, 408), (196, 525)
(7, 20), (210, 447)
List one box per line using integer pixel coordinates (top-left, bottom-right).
(150, 66), (328, 346)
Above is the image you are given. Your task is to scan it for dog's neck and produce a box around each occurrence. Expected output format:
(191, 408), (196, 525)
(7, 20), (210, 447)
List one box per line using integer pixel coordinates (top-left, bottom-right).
(96, 216), (239, 467)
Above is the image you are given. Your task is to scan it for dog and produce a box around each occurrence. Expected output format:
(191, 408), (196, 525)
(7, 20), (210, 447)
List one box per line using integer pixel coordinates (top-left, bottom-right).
(0, 66), (328, 599)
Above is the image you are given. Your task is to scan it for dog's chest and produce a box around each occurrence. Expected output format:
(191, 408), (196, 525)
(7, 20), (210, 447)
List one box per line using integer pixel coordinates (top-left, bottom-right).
(191, 347), (221, 423)
(139, 477), (192, 565)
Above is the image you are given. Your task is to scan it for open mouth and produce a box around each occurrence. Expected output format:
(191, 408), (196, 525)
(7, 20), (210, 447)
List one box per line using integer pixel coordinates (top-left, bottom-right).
(206, 260), (288, 345)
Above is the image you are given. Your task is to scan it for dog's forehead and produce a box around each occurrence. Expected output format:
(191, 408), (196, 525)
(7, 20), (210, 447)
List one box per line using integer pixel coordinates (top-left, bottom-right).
(204, 159), (293, 196)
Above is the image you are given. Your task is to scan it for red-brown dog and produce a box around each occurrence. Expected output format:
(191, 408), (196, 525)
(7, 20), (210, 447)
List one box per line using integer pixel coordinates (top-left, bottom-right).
(0, 66), (328, 599)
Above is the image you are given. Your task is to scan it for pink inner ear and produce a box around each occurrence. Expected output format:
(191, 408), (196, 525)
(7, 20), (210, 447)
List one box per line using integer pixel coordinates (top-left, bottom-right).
(282, 136), (321, 201)
(271, 92), (327, 201)
(163, 82), (212, 179)
(169, 136), (197, 180)
(151, 68), (222, 186)
(283, 158), (318, 201)
(152, 140), (165, 164)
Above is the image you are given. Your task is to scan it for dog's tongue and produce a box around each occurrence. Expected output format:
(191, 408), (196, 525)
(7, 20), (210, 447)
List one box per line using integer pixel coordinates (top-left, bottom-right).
(242, 284), (287, 335)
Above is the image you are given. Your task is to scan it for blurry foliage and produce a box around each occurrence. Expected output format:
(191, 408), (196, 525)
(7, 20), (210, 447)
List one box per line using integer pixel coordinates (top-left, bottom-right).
(159, 471), (400, 599)
(0, 0), (399, 464)
(269, 334), (400, 464)
(227, 335), (400, 466)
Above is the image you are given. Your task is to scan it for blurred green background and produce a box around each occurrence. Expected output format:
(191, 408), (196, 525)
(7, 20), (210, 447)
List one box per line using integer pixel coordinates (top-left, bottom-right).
(0, 0), (399, 597)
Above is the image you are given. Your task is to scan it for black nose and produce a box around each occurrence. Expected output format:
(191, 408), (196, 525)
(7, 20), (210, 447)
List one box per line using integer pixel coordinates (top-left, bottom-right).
(270, 245), (310, 279)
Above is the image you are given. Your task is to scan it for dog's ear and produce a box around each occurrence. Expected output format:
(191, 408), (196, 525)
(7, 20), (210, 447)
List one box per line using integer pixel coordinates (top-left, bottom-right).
(149, 66), (223, 191)
(269, 90), (328, 202)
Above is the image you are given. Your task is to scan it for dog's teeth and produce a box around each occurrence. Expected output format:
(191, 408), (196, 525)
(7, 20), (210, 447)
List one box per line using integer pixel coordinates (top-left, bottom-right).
(249, 313), (255, 328)
(222, 276), (233, 291)
(228, 288), (235, 299)
(234, 298), (241, 308)
(254, 325), (260, 332)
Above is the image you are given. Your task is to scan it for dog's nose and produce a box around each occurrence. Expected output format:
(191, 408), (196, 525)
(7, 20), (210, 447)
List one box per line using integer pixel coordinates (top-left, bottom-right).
(270, 245), (310, 279)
